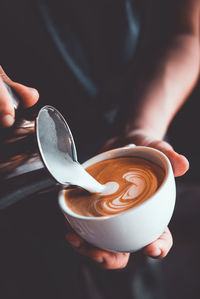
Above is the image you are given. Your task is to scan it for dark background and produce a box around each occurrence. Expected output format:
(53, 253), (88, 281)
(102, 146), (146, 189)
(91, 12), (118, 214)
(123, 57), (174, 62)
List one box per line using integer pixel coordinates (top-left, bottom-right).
(0, 1), (200, 298)
(161, 79), (200, 299)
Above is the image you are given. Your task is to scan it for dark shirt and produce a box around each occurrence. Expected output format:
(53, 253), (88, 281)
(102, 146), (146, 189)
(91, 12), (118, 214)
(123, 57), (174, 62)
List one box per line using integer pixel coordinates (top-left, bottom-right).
(39, 0), (140, 98)
(0, 0), (140, 161)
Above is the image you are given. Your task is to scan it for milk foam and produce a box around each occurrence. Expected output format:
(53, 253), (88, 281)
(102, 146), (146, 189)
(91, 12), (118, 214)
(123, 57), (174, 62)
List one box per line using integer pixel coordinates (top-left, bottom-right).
(101, 182), (119, 195)
(65, 157), (165, 217)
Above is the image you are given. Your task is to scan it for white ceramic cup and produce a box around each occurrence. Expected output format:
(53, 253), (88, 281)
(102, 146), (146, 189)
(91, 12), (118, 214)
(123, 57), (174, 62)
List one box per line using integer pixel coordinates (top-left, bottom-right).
(58, 145), (176, 252)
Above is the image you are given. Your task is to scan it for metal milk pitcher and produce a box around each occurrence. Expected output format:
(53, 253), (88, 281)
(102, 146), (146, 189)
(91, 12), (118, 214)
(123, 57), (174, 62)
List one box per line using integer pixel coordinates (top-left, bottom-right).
(0, 85), (76, 209)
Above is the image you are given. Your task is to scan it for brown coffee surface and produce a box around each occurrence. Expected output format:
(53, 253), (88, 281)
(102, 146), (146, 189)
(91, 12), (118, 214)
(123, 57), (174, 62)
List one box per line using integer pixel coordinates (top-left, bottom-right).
(65, 157), (165, 217)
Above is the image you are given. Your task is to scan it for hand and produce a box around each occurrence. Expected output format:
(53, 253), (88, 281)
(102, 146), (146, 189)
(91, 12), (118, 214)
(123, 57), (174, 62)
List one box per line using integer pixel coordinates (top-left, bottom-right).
(0, 66), (39, 127)
(99, 129), (189, 256)
(66, 230), (130, 270)
(100, 129), (189, 177)
(66, 129), (189, 270)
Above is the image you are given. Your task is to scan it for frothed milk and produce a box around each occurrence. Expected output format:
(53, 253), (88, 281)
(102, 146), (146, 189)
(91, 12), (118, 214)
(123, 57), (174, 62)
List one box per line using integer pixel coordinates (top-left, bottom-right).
(65, 157), (165, 217)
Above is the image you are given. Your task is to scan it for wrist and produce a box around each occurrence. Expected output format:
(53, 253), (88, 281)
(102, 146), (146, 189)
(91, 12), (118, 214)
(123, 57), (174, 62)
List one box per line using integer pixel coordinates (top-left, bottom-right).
(124, 99), (170, 140)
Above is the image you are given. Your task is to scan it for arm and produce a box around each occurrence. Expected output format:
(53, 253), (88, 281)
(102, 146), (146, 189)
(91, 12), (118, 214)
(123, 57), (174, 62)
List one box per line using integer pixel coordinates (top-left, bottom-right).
(102, 0), (199, 177)
(126, 0), (200, 139)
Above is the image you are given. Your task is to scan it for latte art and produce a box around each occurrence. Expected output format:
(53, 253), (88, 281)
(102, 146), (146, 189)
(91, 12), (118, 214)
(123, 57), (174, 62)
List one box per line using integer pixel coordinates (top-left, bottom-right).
(65, 157), (165, 217)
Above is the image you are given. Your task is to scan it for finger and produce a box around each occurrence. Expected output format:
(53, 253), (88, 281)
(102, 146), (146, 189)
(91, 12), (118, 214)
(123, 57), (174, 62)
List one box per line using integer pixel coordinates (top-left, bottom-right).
(168, 152), (189, 177)
(143, 228), (173, 258)
(66, 231), (85, 248)
(66, 232), (130, 269)
(0, 79), (15, 127)
(75, 245), (130, 270)
(96, 252), (130, 270)
(0, 66), (39, 109)
(66, 232), (103, 262)
(0, 65), (11, 83)
(10, 82), (39, 108)
(148, 140), (189, 177)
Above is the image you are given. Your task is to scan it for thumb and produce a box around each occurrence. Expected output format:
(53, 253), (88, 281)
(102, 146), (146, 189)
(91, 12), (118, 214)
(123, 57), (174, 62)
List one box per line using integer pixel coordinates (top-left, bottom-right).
(165, 151), (189, 177)
(149, 140), (189, 177)
(0, 66), (39, 127)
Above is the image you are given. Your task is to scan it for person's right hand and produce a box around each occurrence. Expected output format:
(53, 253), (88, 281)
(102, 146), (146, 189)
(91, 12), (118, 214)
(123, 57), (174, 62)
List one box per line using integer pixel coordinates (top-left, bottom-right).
(0, 66), (39, 127)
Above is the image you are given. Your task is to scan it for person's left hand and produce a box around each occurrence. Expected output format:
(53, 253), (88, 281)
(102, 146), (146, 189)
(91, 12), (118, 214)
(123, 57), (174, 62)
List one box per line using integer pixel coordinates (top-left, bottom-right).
(66, 130), (189, 270)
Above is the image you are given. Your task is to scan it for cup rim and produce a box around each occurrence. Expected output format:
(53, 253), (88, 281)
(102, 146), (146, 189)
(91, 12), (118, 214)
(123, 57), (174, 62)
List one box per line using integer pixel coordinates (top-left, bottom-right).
(58, 146), (172, 221)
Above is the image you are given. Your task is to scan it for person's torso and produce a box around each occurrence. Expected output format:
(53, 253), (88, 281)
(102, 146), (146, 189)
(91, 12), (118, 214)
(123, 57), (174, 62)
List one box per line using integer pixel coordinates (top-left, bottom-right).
(0, 0), (141, 159)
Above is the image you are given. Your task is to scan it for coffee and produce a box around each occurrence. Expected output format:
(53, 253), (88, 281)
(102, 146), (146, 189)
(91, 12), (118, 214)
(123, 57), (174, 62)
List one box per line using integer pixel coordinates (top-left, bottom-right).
(65, 157), (165, 217)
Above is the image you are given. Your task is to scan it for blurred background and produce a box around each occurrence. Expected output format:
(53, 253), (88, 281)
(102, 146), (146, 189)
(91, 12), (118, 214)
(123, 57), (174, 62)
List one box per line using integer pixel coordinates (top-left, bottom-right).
(162, 79), (200, 299)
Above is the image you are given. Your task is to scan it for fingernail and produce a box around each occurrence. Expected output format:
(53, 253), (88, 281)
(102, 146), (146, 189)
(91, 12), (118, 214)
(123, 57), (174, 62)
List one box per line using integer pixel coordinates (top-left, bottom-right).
(67, 239), (80, 248)
(94, 257), (104, 263)
(152, 248), (161, 257)
(0, 115), (14, 127)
